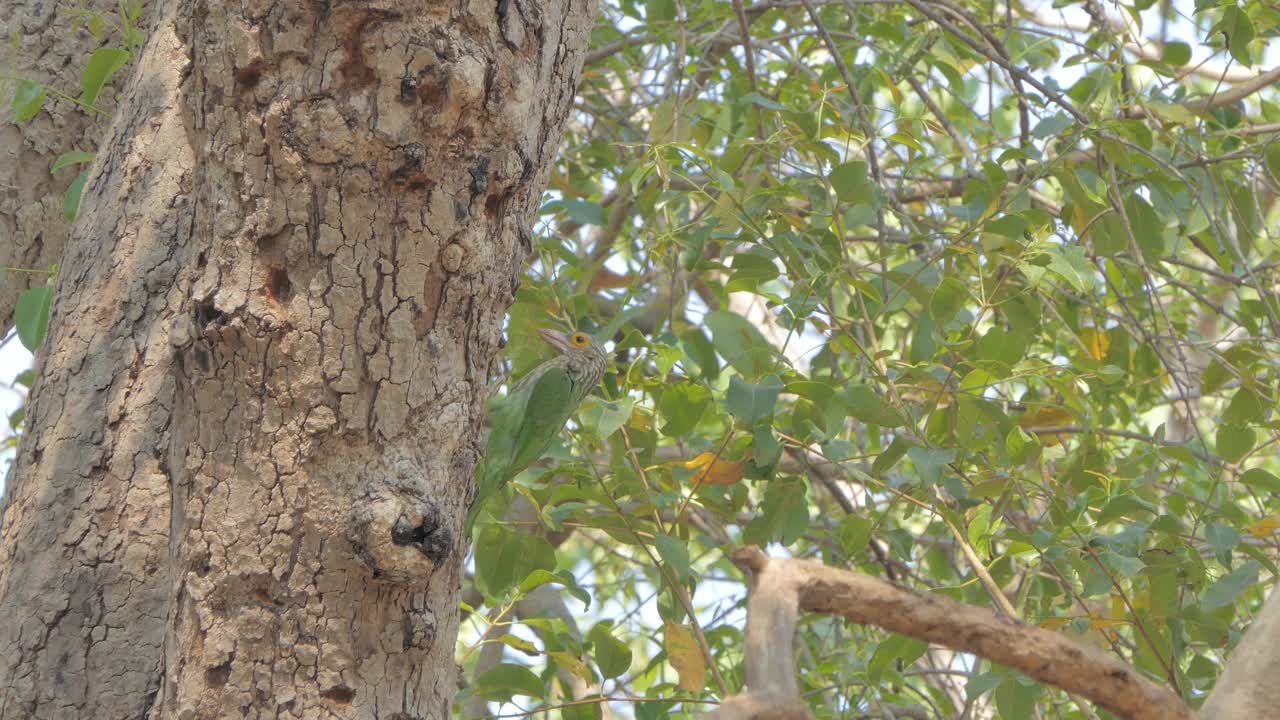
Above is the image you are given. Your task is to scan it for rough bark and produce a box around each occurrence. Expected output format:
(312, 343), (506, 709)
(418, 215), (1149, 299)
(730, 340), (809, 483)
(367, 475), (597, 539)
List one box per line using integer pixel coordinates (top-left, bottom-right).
(0, 0), (120, 328)
(0, 0), (595, 717)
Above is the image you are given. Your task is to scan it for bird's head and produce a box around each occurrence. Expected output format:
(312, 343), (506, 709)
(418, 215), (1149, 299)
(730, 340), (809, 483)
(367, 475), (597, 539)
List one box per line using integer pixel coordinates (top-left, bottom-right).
(538, 328), (608, 387)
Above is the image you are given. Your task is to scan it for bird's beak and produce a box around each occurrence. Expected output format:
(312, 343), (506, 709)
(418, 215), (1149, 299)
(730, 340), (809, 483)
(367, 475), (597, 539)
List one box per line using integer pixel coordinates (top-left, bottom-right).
(538, 329), (573, 354)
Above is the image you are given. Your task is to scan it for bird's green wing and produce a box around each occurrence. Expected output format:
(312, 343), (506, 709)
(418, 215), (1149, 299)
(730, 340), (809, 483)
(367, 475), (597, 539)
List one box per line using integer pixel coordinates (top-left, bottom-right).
(480, 368), (545, 482)
(467, 365), (550, 534)
(507, 366), (577, 477)
(467, 364), (577, 535)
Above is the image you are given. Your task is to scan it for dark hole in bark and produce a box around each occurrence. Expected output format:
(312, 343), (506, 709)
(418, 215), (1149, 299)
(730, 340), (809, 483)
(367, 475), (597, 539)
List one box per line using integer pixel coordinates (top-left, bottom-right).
(267, 267), (292, 302)
(234, 60), (265, 90)
(205, 662), (232, 687)
(485, 189), (506, 219)
(469, 162), (488, 197)
(391, 512), (452, 563)
(192, 552), (212, 577)
(399, 75), (418, 103)
(321, 686), (355, 703)
(402, 175), (433, 191)
(195, 300), (226, 328)
(416, 67), (445, 106)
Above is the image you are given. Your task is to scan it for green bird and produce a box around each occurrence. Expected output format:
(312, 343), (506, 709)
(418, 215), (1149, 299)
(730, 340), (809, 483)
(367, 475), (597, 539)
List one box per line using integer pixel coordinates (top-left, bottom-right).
(466, 328), (609, 535)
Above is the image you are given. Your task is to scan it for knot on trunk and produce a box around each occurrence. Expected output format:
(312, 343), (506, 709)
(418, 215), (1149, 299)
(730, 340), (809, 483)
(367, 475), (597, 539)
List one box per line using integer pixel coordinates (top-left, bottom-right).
(352, 493), (453, 582)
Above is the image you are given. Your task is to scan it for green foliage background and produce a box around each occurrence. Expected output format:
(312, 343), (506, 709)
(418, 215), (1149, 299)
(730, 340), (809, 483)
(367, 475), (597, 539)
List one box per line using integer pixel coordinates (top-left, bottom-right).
(461, 0), (1280, 718)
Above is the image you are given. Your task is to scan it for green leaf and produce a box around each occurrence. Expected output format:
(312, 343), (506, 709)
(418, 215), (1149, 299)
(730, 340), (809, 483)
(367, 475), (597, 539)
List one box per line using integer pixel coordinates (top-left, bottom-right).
(930, 277), (969, 326)
(830, 160), (871, 202)
(52, 151), (96, 172)
(589, 624), (633, 679)
(583, 397), (634, 439)
(869, 634), (928, 682)
(984, 214), (1028, 239)
(474, 526), (556, 598)
(1045, 245), (1094, 294)
(1239, 468), (1280, 493)
(845, 385), (905, 427)
(654, 533), (690, 582)
(1215, 7), (1254, 66)
(994, 676), (1042, 719)
(967, 503), (994, 554)
(975, 326), (1027, 367)
(12, 79), (47, 122)
(873, 436), (911, 475)
(1223, 386), (1266, 425)
(81, 47), (131, 107)
(473, 663), (545, 702)
(1201, 358), (1234, 396)
(518, 569), (591, 609)
(836, 514), (873, 555)
(562, 697), (603, 720)
(636, 702), (670, 720)
(1031, 114), (1073, 139)
(1216, 424), (1255, 463)
(908, 446), (955, 486)
(753, 425), (782, 468)
(15, 285), (53, 351)
(726, 375), (783, 425)
(657, 382), (712, 437)
(1124, 195), (1164, 261)
(745, 478), (809, 545)
(562, 199), (606, 225)
(1201, 561), (1259, 610)
(705, 310), (774, 377)
(65, 167), (91, 222)
(1162, 41), (1192, 66)
(680, 328), (720, 381)
(726, 254), (780, 292)
(1266, 143), (1280, 184)
(1204, 522), (1240, 566)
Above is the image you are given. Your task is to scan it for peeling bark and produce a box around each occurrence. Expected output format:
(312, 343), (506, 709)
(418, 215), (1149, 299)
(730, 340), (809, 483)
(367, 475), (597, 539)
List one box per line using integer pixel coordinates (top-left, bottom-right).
(0, 0), (595, 717)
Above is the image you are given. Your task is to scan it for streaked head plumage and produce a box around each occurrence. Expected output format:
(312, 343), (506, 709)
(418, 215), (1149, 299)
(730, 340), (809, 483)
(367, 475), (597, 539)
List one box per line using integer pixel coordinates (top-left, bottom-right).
(538, 328), (608, 387)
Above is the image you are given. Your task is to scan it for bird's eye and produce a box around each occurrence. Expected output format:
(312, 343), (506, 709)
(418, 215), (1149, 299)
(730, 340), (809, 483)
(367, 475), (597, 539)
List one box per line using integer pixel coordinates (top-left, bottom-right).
(571, 333), (591, 348)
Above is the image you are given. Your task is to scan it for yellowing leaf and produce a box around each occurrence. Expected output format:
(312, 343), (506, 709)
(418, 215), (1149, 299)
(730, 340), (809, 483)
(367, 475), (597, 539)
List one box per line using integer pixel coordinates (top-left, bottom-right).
(1018, 406), (1077, 447)
(898, 376), (951, 408)
(680, 452), (747, 486)
(549, 651), (594, 683)
(664, 621), (706, 692)
(1248, 516), (1280, 538)
(1080, 328), (1110, 360)
(628, 408), (653, 432)
(1148, 101), (1198, 124)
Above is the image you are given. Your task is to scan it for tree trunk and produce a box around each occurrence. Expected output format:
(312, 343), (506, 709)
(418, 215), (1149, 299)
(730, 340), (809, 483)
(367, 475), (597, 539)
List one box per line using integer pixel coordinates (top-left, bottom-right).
(0, 0), (595, 717)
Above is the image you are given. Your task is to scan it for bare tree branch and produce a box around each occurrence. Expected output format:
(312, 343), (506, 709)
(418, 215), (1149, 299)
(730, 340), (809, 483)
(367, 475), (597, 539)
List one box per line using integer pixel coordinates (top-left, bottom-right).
(722, 547), (1194, 720)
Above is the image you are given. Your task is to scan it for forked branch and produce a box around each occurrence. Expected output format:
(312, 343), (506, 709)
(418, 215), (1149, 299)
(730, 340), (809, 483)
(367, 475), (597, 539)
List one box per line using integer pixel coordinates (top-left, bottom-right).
(712, 546), (1193, 720)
